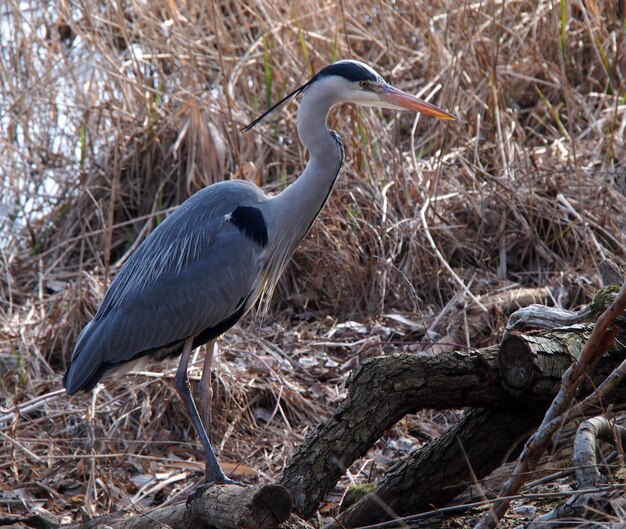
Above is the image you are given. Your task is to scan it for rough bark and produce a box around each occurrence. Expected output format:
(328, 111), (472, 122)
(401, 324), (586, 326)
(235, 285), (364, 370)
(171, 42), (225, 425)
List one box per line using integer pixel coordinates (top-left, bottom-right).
(475, 280), (626, 529)
(326, 407), (545, 529)
(499, 327), (626, 401)
(54, 484), (295, 529)
(1, 513), (313, 529)
(498, 326), (593, 397)
(278, 327), (626, 519)
(277, 346), (508, 517)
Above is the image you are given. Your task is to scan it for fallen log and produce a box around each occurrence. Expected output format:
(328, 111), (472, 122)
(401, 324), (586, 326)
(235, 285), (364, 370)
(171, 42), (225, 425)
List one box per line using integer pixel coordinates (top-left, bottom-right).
(51, 484), (295, 529)
(278, 324), (626, 520)
(277, 346), (505, 517)
(325, 407), (545, 529)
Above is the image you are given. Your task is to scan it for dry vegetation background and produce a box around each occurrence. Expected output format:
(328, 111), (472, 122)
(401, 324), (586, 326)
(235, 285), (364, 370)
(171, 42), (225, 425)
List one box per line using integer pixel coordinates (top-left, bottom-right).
(1, 0), (625, 526)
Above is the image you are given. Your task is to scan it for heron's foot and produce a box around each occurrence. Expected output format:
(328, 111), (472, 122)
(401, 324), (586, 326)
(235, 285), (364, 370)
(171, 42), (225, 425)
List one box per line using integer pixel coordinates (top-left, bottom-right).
(185, 476), (247, 507)
(205, 460), (246, 488)
(213, 475), (246, 487)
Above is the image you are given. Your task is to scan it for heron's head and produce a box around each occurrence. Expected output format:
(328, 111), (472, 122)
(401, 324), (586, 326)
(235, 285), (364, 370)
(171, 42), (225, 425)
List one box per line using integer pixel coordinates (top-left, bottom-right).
(311, 60), (456, 120)
(243, 59), (455, 131)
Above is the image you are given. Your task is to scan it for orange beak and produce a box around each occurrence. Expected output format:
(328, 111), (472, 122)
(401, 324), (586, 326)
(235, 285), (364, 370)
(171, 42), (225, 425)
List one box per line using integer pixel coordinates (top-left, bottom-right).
(379, 85), (456, 121)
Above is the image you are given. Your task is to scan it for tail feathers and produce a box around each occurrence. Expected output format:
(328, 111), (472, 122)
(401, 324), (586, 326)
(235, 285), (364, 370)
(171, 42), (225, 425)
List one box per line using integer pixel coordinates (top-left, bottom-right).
(63, 321), (103, 395)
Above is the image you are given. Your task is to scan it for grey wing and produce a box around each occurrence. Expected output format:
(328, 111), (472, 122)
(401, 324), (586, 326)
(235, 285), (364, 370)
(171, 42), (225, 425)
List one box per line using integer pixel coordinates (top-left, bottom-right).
(106, 223), (261, 355)
(64, 183), (267, 394)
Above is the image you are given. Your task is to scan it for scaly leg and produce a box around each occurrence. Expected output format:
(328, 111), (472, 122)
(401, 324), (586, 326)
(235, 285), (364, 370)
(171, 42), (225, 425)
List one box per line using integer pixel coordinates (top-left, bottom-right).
(174, 337), (241, 486)
(199, 341), (215, 477)
(199, 341), (215, 434)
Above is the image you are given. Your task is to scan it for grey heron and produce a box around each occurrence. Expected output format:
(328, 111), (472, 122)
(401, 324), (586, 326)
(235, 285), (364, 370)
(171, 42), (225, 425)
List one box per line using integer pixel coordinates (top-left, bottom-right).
(63, 60), (455, 486)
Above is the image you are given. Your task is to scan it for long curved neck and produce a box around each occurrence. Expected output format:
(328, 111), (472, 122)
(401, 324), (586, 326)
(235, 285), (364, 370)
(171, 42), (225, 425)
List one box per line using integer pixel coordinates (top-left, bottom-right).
(267, 84), (344, 249)
(261, 81), (344, 297)
(274, 92), (343, 217)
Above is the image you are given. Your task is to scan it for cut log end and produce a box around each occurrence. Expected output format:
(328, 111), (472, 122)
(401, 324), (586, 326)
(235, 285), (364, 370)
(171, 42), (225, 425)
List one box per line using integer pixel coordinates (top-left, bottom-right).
(184, 483), (294, 529)
(251, 484), (294, 525)
(499, 334), (536, 392)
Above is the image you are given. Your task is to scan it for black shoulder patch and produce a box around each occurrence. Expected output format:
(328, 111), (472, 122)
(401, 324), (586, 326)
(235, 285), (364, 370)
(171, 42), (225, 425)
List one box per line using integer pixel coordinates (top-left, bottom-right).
(229, 206), (268, 247)
(316, 61), (380, 83)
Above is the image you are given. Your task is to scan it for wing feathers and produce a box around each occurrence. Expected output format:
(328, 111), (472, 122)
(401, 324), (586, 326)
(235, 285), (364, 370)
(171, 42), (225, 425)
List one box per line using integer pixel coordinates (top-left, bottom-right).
(64, 181), (268, 394)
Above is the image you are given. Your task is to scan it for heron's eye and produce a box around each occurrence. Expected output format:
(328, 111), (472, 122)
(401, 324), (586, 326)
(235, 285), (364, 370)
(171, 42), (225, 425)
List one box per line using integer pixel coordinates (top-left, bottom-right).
(359, 80), (370, 89)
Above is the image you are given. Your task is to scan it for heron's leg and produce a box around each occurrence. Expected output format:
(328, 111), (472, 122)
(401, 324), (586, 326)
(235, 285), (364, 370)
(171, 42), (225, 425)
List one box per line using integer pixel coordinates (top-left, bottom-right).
(198, 340), (215, 438)
(175, 337), (242, 486)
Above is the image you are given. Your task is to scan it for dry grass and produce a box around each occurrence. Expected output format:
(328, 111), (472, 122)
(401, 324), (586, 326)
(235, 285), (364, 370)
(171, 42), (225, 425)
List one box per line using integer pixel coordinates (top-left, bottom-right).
(1, 0), (625, 525)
